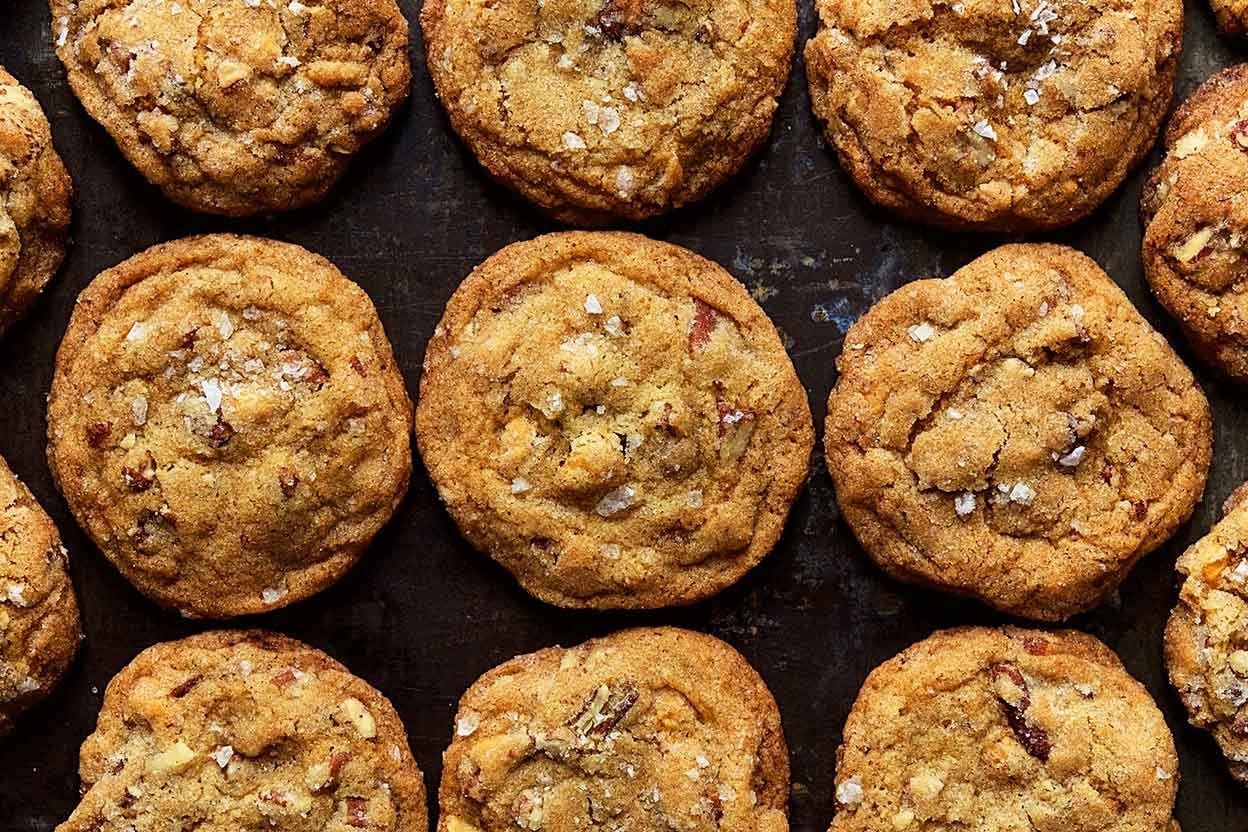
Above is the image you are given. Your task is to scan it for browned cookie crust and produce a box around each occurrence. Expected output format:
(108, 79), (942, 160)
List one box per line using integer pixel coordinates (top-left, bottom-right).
(805, 0), (1182, 232)
(56, 630), (427, 832)
(420, 0), (796, 225)
(0, 65), (72, 335)
(1165, 482), (1248, 785)
(829, 627), (1179, 832)
(440, 627), (788, 832)
(47, 234), (413, 618)
(1141, 64), (1248, 383)
(0, 456), (81, 735)
(50, 0), (411, 216)
(415, 232), (813, 609)
(824, 244), (1212, 621)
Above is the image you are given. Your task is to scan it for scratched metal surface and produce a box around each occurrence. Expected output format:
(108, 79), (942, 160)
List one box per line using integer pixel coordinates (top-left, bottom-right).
(2, 0), (1248, 828)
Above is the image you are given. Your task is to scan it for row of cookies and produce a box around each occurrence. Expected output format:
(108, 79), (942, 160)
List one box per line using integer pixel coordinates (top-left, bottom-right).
(48, 625), (1186, 832)
(30, 0), (1218, 236)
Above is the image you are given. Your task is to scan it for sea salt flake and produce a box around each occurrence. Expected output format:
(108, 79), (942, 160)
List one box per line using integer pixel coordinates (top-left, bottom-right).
(604, 315), (624, 336)
(562, 131), (586, 150)
(596, 485), (637, 517)
(131, 395), (149, 426)
(584, 294), (603, 314)
(1008, 482), (1037, 505)
(616, 166), (635, 199)
(600, 544), (622, 559)
(1024, 88), (1040, 105)
(212, 746), (234, 768)
(908, 322), (935, 342)
(261, 584), (287, 604)
(687, 490), (704, 508)
(200, 379), (223, 413)
(126, 322), (149, 342)
(1056, 446), (1086, 468)
(954, 492), (976, 517)
(6, 584), (28, 607)
(836, 777), (864, 806)
(457, 713), (481, 736)
(972, 120), (998, 142)
(511, 477), (532, 494)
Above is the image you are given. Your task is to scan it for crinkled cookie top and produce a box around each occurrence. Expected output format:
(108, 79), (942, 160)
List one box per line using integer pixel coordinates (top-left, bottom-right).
(825, 243), (1211, 620)
(439, 627), (788, 832)
(51, 0), (411, 215)
(56, 630), (426, 832)
(47, 234), (412, 619)
(416, 232), (812, 609)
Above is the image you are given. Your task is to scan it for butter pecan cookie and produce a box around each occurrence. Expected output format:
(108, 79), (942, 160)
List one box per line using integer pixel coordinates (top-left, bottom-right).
(440, 627), (788, 832)
(824, 244), (1212, 620)
(50, 0), (411, 216)
(420, 0), (796, 225)
(1141, 64), (1248, 383)
(0, 455), (81, 735)
(415, 232), (813, 608)
(47, 234), (412, 618)
(56, 630), (426, 832)
(830, 627), (1179, 832)
(805, 0), (1182, 231)
(1165, 481), (1248, 785)
(0, 65), (72, 335)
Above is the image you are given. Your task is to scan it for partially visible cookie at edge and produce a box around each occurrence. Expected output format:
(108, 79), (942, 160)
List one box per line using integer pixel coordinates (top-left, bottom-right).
(829, 627), (1179, 832)
(416, 231), (813, 609)
(47, 234), (413, 618)
(1141, 63), (1248, 383)
(439, 627), (789, 832)
(805, 0), (1183, 231)
(49, 0), (411, 216)
(1209, 0), (1248, 38)
(0, 65), (72, 335)
(56, 629), (427, 832)
(0, 455), (81, 735)
(824, 243), (1212, 620)
(420, 0), (796, 225)
(1165, 482), (1248, 785)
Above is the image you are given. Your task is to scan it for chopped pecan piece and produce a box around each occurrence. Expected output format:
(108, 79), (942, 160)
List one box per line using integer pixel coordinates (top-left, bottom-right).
(271, 668), (298, 689)
(716, 401), (757, 462)
(169, 674), (202, 698)
(345, 797), (368, 827)
(988, 662), (1052, 761)
(591, 686), (639, 736)
(688, 299), (718, 351)
(596, 0), (644, 38)
(122, 451), (158, 492)
(329, 750), (352, 777)
(208, 417), (236, 448)
(350, 356), (368, 376)
(278, 467), (300, 498)
(86, 422), (112, 448)
(1232, 119), (1248, 150)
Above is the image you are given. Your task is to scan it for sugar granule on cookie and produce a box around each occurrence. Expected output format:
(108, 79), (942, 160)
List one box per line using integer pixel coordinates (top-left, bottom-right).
(416, 231), (813, 609)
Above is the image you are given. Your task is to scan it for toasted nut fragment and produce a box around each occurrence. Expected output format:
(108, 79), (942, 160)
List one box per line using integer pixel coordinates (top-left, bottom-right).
(340, 696), (377, 739)
(1173, 227), (1217, 264)
(148, 740), (195, 774)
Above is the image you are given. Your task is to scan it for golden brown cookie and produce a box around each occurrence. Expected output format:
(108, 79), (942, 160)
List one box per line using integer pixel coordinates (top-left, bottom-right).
(1165, 482), (1248, 785)
(805, 0), (1182, 232)
(47, 234), (413, 618)
(415, 232), (813, 609)
(56, 630), (427, 832)
(829, 627), (1179, 832)
(420, 0), (796, 225)
(824, 243), (1212, 621)
(439, 627), (788, 832)
(0, 455), (81, 735)
(1141, 64), (1248, 383)
(0, 65), (72, 335)
(50, 0), (411, 216)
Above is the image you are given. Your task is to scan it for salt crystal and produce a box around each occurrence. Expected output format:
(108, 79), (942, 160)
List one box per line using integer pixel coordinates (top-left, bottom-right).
(596, 485), (637, 517)
(584, 294), (603, 314)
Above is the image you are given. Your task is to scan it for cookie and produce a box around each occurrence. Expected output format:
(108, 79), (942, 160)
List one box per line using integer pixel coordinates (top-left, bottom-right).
(420, 0), (795, 225)
(1141, 64), (1248, 383)
(415, 232), (813, 608)
(0, 65), (72, 335)
(805, 0), (1182, 232)
(47, 234), (413, 618)
(0, 455), (81, 735)
(824, 243), (1212, 620)
(1209, 0), (1248, 38)
(1165, 481), (1248, 785)
(439, 627), (788, 832)
(830, 627), (1179, 832)
(50, 0), (411, 216)
(55, 629), (427, 832)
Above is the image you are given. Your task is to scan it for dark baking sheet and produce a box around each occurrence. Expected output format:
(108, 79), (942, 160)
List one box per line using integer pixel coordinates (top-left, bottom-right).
(3, 0), (1248, 828)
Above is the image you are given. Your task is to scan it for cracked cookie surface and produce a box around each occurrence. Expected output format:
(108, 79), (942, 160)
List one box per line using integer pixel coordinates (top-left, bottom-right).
(0, 455), (81, 735)
(47, 234), (413, 618)
(0, 65), (72, 335)
(420, 0), (795, 225)
(415, 232), (813, 609)
(439, 627), (788, 832)
(805, 0), (1182, 231)
(1141, 64), (1248, 383)
(1165, 482), (1248, 785)
(56, 629), (426, 832)
(830, 627), (1179, 832)
(50, 0), (411, 216)
(824, 244), (1212, 621)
